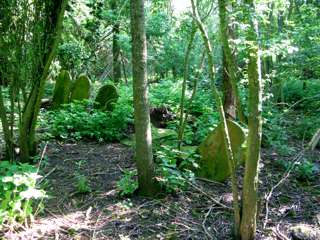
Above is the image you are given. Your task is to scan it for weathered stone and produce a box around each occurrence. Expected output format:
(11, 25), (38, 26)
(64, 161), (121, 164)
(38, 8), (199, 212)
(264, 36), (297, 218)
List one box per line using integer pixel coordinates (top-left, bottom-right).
(94, 84), (119, 111)
(70, 74), (90, 102)
(52, 70), (71, 109)
(290, 224), (320, 240)
(198, 119), (246, 182)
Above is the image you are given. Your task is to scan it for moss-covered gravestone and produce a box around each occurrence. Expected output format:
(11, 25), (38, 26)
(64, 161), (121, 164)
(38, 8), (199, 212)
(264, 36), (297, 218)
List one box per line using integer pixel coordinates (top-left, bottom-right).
(52, 70), (71, 109)
(198, 119), (246, 182)
(94, 84), (119, 111)
(70, 74), (90, 101)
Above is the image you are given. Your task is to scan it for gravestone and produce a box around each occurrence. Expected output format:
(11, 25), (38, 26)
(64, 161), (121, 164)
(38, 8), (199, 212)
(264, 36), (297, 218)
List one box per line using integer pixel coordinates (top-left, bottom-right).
(94, 84), (119, 111)
(198, 119), (246, 182)
(52, 70), (71, 109)
(70, 74), (90, 102)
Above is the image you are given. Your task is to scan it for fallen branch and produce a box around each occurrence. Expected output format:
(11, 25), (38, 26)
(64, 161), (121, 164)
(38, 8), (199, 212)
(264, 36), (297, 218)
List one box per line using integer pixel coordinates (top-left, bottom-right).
(188, 181), (232, 211)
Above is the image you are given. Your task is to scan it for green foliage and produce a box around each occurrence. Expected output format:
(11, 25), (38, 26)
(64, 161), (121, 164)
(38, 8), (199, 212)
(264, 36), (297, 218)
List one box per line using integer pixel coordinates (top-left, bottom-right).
(70, 74), (91, 102)
(75, 174), (91, 194)
(42, 98), (133, 142)
(94, 84), (119, 111)
(149, 79), (183, 111)
(57, 40), (88, 72)
(0, 161), (46, 228)
(155, 145), (196, 193)
(295, 160), (319, 182)
(52, 70), (72, 109)
(116, 170), (138, 196)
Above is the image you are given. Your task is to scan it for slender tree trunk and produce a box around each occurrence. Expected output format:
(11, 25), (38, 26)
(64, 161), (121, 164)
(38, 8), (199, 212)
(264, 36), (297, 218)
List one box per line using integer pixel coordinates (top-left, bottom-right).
(218, 0), (246, 124)
(19, 0), (67, 162)
(111, 0), (122, 83)
(178, 24), (197, 150)
(179, 51), (205, 149)
(120, 51), (128, 85)
(222, 51), (236, 119)
(131, 0), (157, 196)
(0, 86), (14, 160)
(190, 1), (241, 238)
(240, 0), (263, 239)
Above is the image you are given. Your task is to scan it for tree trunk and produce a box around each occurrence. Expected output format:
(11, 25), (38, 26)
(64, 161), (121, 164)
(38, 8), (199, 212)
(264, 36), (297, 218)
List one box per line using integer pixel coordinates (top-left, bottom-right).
(240, 0), (263, 239)
(178, 24), (197, 150)
(222, 51), (236, 119)
(19, 0), (67, 162)
(131, 0), (157, 196)
(111, 0), (122, 83)
(218, 0), (246, 124)
(0, 86), (14, 160)
(191, 0), (241, 238)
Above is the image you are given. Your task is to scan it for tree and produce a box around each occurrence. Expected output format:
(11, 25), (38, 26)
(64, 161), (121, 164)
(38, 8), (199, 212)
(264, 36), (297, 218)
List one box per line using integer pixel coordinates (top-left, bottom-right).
(190, 0), (241, 237)
(218, 0), (246, 123)
(0, 0), (68, 162)
(130, 0), (157, 196)
(110, 0), (122, 83)
(239, 0), (263, 238)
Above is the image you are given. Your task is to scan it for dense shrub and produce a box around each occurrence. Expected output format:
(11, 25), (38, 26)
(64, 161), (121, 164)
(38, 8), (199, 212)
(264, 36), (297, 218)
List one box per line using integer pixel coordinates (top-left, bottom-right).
(42, 98), (133, 142)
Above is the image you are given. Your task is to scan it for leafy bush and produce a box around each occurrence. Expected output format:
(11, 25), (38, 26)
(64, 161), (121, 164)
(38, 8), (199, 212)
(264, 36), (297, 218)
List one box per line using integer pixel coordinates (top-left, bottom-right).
(0, 161), (46, 228)
(42, 99), (133, 142)
(155, 145), (196, 193)
(116, 170), (138, 196)
(149, 79), (183, 110)
(295, 160), (319, 182)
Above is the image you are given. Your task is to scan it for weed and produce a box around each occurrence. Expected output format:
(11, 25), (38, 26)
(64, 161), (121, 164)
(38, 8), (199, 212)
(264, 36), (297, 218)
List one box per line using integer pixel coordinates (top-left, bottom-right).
(0, 161), (46, 228)
(116, 170), (138, 196)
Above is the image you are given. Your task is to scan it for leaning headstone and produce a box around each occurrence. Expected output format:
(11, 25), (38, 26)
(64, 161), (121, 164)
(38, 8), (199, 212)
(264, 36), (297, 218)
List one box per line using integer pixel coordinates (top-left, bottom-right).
(70, 74), (90, 102)
(52, 70), (71, 109)
(94, 84), (119, 111)
(198, 119), (246, 182)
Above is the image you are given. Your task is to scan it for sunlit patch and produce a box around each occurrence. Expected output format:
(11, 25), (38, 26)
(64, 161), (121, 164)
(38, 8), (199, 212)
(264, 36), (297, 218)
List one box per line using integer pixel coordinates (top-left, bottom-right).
(4, 211), (90, 239)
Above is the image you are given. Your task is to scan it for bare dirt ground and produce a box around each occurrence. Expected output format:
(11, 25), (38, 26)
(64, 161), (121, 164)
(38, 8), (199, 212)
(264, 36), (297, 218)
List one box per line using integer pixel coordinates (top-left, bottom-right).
(2, 141), (319, 240)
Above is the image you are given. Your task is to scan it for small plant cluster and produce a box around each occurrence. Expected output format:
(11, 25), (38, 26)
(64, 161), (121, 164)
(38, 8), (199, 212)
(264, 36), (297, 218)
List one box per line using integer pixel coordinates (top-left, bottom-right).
(42, 99), (133, 142)
(73, 160), (91, 194)
(116, 145), (197, 196)
(0, 161), (46, 228)
(155, 145), (196, 193)
(276, 158), (319, 182)
(116, 170), (138, 196)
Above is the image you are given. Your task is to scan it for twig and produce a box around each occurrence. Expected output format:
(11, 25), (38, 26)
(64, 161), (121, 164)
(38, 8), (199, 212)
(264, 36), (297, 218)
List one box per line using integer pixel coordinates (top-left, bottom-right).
(263, 150), (304, 228)
(196, 177), (227, 186)
(273, 224), (290, 240)
(37, 142), (48, 173)
(38, 167), (57, 185)
(187, 182), (232, 210)
(202, 205), (214, 240)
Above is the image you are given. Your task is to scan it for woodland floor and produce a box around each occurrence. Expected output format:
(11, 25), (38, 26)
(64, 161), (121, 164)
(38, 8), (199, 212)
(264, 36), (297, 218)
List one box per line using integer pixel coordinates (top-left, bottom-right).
(2, 141), (320, 240)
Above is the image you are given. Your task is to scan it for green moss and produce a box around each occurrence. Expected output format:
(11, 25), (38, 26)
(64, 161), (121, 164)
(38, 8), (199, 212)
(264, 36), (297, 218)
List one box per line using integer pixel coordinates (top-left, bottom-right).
(94, 84), (119, 111)
(70, 74), (90, 102)
(52, 70), (71, 109)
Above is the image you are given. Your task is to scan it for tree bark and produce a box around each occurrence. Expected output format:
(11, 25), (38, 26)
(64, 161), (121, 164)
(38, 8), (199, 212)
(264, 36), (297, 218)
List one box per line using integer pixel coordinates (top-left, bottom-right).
(178, 24), (197, 150)
(131, 0), (157, 196)
(19, 0), (68, 162)
(111, 0), (122, 83)
(240, 0), (263, 239)
(218, 0), (246, 123)
(222, 51), (236, 119)
(190, 0), (241, 238)
(0, 86), (14, 160)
